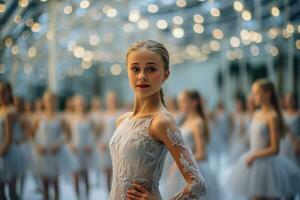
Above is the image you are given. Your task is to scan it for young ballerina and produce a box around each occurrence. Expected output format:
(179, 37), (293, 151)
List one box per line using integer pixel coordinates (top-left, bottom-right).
(99, 90), (122, 193)
(280, 92), (300, 167)
(228, 79), (300, 200)
(69, 95), (99, 198)
(108, 40), (206, 200)
(229, 93), (249, 163)
(32, 91), (77, 200)
(163, 90), (220, 200)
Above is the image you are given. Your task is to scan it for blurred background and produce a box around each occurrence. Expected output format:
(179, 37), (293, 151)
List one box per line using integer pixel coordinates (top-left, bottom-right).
(0, 0), (300, 200)
(0, 0), (299, 108)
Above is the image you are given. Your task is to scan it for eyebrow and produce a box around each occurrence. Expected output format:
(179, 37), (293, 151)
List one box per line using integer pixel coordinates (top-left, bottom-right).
(130, 62), (158, 66)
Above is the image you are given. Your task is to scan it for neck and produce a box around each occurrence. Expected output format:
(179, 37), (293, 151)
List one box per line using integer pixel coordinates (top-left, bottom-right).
(132, 91), (163, 116)
(261, 102), (272, 111)
(186, 110), (198, 119)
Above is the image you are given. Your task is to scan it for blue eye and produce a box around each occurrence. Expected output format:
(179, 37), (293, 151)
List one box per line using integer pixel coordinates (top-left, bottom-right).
(147, 66), (157, 72)
(131, 67), (139, 72)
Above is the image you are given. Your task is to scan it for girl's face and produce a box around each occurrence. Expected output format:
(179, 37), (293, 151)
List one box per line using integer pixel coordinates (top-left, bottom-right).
(43, 93), (56, 110)
(283, 94), (295, 109)
(252, 83), (269, 106)
(247, 95), (256, 111)
(105, 92), (117, 110)
(234, 99), (243, 112)
(127, 48), (169, 98)
(177, 92), (191, 113)
(74, 96), (85, 113)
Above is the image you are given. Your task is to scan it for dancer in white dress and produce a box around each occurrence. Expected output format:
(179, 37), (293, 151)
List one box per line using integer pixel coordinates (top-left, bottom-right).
(32, 91), (77, 200)
(229, 94), (249, 163)
(163, 90), (220, 200)
(109, 40), (206, 200)
(280, 92), (300, 167)
(0, 82), (25, 200)
(228, 79), (300, 199)
(69, 95), (99, 198)
(99, 91), (122, 192)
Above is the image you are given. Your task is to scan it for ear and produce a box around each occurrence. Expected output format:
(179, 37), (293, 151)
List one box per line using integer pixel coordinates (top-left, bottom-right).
(162, 69), (170, 83)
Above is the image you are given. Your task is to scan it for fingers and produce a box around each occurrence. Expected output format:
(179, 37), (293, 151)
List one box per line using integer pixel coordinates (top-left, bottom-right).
(127, 188), (144, 197)
(126, 192), (140, 200)
(132, 183), (147, 193)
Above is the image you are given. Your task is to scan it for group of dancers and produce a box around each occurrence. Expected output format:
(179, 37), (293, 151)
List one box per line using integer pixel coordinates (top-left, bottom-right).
(1, 78), (300, 200)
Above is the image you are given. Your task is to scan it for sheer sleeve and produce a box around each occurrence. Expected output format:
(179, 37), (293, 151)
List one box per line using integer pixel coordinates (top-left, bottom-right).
(153, 120), (207, 199)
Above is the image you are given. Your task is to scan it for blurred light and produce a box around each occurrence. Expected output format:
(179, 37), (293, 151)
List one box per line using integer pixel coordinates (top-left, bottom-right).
(40, 0), (47, 2)
(129, 10), (140, 22)
(193, 24), (204, 34)
(0, 64), (5, 74)
(253, 32), (262, 43)
(138, 19), (149, 30)
(210, 8), (220, 17)
(226, 50), (235, 60)
(282, 29), (292, 38)
(24, 64), (32, 74)
(111, 64), (122, 75)
(268, 27), (279, 39)
(98, 66), (107, 77)
(83, 51), (93, 61)
(240, 29), (249, 40)
(19, 0), (29, 8)
(26, 18), (34, 27)
(271, 6), (280, 17)
(193, 14), (204, 23)
(242, 10), (252, 21)
(210, 40), (221, 51)
(123, 23), (134, 32)
(295, 40), (300, 50)
(102, 5), (112, 14)
(147, 4), (159, 13)
(156, 19), (168, 29)
(176, 0), (187, 8)
(235, 48), (243, 59)
(173, 16), (184, 25)
(271, 46), (278, 56)
(74, 46), (86, 58)
(14, 15), (21, 23)
(212, 28), (223, 39)
(186, 44), (198, 56)
(298, 25), (300, 33)
(67, 41), (76, 51)
(28, 47), (37, 58)
(0, 3), (6, 13)
(47, 31), (54, 40)
(81, 60), (92, 69)
(11, 45), (19, 55)
(80, 0), (90, 9)
(31, 23), (41, 32)
(230, 36), (240, 47)
(233, 1), (243, 12)
(89, 35), (100, 46)
(286, 24), (294, 33)
(64, 5), (73, 14)
(4, 37), (13, 47)
(172, 27), (184, 38)
(107, 8), (118, 17)
(250, 45), (259, 56)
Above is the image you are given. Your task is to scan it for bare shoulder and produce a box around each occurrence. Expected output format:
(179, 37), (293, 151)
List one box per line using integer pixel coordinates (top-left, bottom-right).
(149, 111), (179, 141)
(115, 111), (132, 128)
(267, 110), (278, 123)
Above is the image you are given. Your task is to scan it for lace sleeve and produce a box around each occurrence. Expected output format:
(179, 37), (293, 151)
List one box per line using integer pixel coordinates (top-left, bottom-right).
(163, 127), (207, 199)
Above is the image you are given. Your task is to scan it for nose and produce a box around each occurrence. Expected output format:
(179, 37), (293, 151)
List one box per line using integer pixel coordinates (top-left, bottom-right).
(138, 71), (147, 82)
